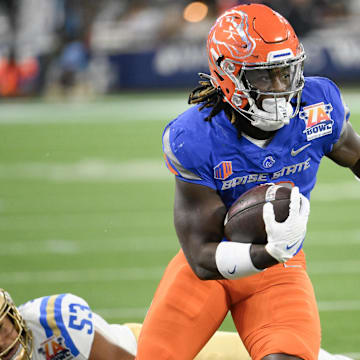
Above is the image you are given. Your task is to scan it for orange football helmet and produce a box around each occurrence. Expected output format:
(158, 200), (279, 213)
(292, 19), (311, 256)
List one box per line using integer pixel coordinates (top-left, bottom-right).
(207, 4), (305, 131)
(0, 289), (33, 360)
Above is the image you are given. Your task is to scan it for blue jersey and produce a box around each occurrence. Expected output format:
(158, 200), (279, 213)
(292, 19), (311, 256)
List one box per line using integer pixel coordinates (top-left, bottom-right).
(163, 77), (349, 209)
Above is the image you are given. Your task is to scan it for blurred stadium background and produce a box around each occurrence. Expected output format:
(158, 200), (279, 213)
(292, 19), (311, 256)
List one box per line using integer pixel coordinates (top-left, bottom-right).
(0, 0), (359, 357)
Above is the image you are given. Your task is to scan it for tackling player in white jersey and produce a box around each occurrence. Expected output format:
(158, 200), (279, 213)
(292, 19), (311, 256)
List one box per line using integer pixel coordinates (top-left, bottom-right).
(0, 289), (353, 360)
(0, 290), (136, 360)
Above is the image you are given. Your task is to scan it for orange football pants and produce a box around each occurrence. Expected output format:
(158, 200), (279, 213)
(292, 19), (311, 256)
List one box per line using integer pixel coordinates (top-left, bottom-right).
(136, 249), (321, 360)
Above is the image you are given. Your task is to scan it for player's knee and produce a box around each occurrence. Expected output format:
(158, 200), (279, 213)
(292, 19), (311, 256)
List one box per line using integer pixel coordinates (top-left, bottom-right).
(249, 327), (320, 360)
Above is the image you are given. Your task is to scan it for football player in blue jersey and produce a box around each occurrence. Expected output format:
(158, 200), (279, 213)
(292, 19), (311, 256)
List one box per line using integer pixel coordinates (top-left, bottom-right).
(136, 3), (360, 360)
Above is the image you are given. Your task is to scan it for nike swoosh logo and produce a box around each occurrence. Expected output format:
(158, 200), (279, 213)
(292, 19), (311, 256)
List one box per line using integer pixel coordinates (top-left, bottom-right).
(228, 266), (236, 275)
(286, 241), (300, 250)
(291, 143), (311, 156)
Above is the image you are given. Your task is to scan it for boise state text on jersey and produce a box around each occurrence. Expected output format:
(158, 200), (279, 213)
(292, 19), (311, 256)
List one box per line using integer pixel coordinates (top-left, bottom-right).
(162, 77), (349, 209)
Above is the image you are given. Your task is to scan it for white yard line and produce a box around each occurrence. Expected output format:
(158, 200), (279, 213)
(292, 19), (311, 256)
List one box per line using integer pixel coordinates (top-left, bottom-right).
(93, 300), (360, 320)
(0, 98), (188, 124)
(307, 260), (360, 274)
(1, 237), (179, 255)
(306, 230), (360, 244)
(0, 160), (359, 202)
(0, 91), (359, 125)
(0, 267), (165, 283)
(0, 229), (358, 256)
(0, 160), (170, 182)
(94, 301), (360, 319)
(94, 307), (149, 319)
(318, 301), (360, 312)
(1, 257), (360, 284)
(311, 182), (360, 201)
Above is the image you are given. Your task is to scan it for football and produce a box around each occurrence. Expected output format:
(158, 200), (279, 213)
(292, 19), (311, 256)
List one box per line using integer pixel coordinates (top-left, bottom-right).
(224, 184), (292, 244)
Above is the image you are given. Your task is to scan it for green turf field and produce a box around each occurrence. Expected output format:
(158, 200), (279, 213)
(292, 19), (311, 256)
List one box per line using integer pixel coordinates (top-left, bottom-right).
(0, 90), (359, 356)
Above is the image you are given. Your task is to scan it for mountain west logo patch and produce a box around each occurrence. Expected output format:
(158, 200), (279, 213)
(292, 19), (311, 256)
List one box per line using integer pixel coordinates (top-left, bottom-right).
(214, 161), (233, 180)
(299, 102), (334, 141)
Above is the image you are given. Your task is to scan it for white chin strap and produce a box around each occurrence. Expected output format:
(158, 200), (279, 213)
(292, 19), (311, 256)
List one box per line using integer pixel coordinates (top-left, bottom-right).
(250, 97), (293, 132)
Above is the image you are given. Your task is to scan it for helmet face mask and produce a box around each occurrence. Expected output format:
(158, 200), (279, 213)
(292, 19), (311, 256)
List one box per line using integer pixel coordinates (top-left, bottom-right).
(207, 4), (306, 132)
(0, 290), (33, 360)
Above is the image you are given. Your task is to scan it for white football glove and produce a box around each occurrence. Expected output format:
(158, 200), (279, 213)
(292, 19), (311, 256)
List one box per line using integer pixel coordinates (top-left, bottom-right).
(263, 186), (310, 263)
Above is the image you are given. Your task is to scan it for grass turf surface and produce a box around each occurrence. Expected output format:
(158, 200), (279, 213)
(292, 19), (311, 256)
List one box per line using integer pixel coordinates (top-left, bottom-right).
(0, 90), (359, 355)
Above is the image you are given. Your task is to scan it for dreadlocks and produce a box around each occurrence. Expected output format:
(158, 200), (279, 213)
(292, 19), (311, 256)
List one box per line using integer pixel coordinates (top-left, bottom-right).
(188, 77), (237, 124)
(188, 75), (282, 140)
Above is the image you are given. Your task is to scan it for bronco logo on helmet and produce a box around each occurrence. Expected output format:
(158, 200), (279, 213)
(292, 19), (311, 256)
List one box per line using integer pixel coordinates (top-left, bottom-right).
(209, 9), (256, 62)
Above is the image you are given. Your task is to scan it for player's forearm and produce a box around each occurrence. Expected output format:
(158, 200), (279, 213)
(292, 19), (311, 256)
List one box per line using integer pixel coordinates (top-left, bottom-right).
(190, 242), (225, 280)
(250, 244), (279, 269)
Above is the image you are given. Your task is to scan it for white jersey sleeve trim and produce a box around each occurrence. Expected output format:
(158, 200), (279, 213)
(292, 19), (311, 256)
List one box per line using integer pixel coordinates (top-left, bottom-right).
(163, 127), (202, 180)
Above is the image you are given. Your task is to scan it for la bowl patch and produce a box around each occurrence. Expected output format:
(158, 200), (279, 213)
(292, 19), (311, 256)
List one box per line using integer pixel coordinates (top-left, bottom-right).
(38, 336), (74, 360)
(299, 102), (334, 141)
